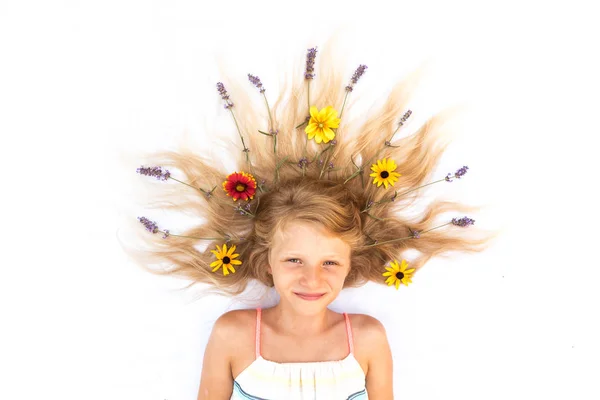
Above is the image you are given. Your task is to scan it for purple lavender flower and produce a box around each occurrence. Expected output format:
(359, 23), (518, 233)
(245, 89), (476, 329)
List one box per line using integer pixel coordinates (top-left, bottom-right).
(304, 47), (318, 80)
(138, 216), (159, 234)
(328, 161), (334, 169)
(216, 82), (234, 109)
(451, 216), (475, 227)
(248, 74), (266, 93)
(136, 166), (171, 181)
(410, 229), (421, 239)
(445, 165), (469, 182)
(162, 230), (170, 239)
(455, 165), (469, 178)
(298, 157), (309, 168)
(398, 109), (412, 127)
(345, 64), (368, 92)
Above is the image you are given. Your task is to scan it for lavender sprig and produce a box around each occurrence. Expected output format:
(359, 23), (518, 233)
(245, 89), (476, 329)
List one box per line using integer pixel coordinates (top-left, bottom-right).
(339, 64), (368, 120)
(451, 216), (475, 227)
(136, 166), (171, 181)
(344, 109), (413, 185)
(359, 216), (476, 248)
(250, 73), (277, 154)
(137, 216), (239, 241)
(216, 82), (234, 109)
(445, 166), (469, 182)
(248, 74), (265, 93)
(136, 165), (216, 198)
(305, 47), (317, 111)
(360, 165), (471, 213)
(216, 82), (262, 193)
(304, 47), (317, 80)
(345, 64), (368, 92)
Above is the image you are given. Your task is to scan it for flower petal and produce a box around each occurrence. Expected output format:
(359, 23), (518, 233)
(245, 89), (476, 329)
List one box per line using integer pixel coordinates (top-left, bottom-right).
(324, 106), (336, 121)
(227, 245), (236, 256)
(310, 106), (319, 120)
(305, 123), (318, 134)
(323, 127), (335, 140)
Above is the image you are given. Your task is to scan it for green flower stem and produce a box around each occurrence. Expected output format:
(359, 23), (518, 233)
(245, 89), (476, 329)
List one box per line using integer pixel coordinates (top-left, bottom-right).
(229, 110), (264, 193)
(168, 176), (258, 216)
(274, 155), (289, 184)
(168, 177), (213, 194)
(339, 91), (350, 120)
(236, 206), (255, 218)
(362, 222), (452, 248)
(229, 109), (249, 162)
(307, 81), (311, 110)
(318, 145), (333, 179)
(393, 178), (446, 198)
(159, 231), (227, 241)
(263, 93), (274, 131)
(360, 178), (448, 213)
(295, 118), (309, 129)
(262, 93), (276, 154)
(343, 168), (363, 184)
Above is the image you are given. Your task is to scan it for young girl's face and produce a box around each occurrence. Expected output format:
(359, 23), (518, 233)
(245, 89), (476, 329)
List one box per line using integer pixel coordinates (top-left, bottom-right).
(267, 220), (351, 309)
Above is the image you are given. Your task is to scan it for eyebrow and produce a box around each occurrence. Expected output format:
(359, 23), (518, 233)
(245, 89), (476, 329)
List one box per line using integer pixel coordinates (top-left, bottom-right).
(280, 253), (344, 259)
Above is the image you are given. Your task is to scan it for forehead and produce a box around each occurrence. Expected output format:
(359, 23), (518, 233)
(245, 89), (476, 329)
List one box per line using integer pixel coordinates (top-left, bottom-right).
(271, 220), (350, 255)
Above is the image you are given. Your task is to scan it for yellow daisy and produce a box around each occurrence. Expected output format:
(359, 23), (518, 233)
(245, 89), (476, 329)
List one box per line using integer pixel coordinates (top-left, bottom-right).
(370, 158), (402, 189)
(209, 243), (242, 276)
(305, 105), (340, 144)
(382, 259), (415, 290)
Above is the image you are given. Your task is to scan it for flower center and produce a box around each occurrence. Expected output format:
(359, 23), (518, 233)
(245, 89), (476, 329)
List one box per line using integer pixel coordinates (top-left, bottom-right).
(380, 171), (390, 178)
(318, 123), (324, 128)
(395, 271), (404, 279)
(235, 184), (246, 192)
(222, 256), (231, 264)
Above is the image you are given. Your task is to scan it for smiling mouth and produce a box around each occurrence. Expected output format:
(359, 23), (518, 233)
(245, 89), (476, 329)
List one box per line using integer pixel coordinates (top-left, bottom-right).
(294, 292), (325, 300)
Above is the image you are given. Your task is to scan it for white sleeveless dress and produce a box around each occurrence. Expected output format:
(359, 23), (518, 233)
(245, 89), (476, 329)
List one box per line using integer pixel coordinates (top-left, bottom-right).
(230, 308), (368, 400)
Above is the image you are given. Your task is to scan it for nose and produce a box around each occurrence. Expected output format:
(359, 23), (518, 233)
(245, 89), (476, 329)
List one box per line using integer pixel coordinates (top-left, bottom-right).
(301, 264), (323, 285)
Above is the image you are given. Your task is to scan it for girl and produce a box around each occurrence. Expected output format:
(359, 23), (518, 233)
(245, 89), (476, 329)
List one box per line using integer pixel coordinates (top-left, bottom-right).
(198, 179), (393, 399)
(128, 38), (497, 399)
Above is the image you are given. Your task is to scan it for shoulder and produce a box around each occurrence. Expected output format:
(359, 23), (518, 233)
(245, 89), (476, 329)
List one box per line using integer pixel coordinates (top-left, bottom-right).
(214, 308), (256, 336)
(348, 313), (388, 345)
(344, 313), (387, 372)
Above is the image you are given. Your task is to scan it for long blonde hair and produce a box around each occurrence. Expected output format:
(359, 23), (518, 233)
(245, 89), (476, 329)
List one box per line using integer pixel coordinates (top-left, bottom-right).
(120, 35), (499, 300)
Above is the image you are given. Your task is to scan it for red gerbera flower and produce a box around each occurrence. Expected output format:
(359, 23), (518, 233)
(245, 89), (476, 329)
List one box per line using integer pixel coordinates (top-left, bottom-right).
(222, 171), (257, 201)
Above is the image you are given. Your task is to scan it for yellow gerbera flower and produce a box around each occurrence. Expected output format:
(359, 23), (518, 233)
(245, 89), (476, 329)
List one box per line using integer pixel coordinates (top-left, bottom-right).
(382, 259), (415, 290)
(370, 158), (402, 189)
(305, 106), (340, 144)
(209, 244), (242, 276)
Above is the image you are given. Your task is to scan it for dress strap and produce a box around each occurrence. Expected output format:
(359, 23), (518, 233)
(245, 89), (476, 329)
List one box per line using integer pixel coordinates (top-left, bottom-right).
(343, 312), (355, 354)
(255, 308), (262, 358)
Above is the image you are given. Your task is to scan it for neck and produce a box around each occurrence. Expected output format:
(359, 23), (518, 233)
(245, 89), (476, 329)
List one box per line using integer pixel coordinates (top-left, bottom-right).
(268, 302), (333, 338)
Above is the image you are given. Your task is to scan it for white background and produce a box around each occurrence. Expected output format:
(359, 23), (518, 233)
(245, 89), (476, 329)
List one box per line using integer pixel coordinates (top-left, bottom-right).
(1, 0), (599, 399)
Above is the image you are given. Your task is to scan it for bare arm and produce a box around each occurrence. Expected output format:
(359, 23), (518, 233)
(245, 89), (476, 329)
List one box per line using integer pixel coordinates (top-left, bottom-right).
(197, 312), (236, 400)
(364, 316), (394, 399)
